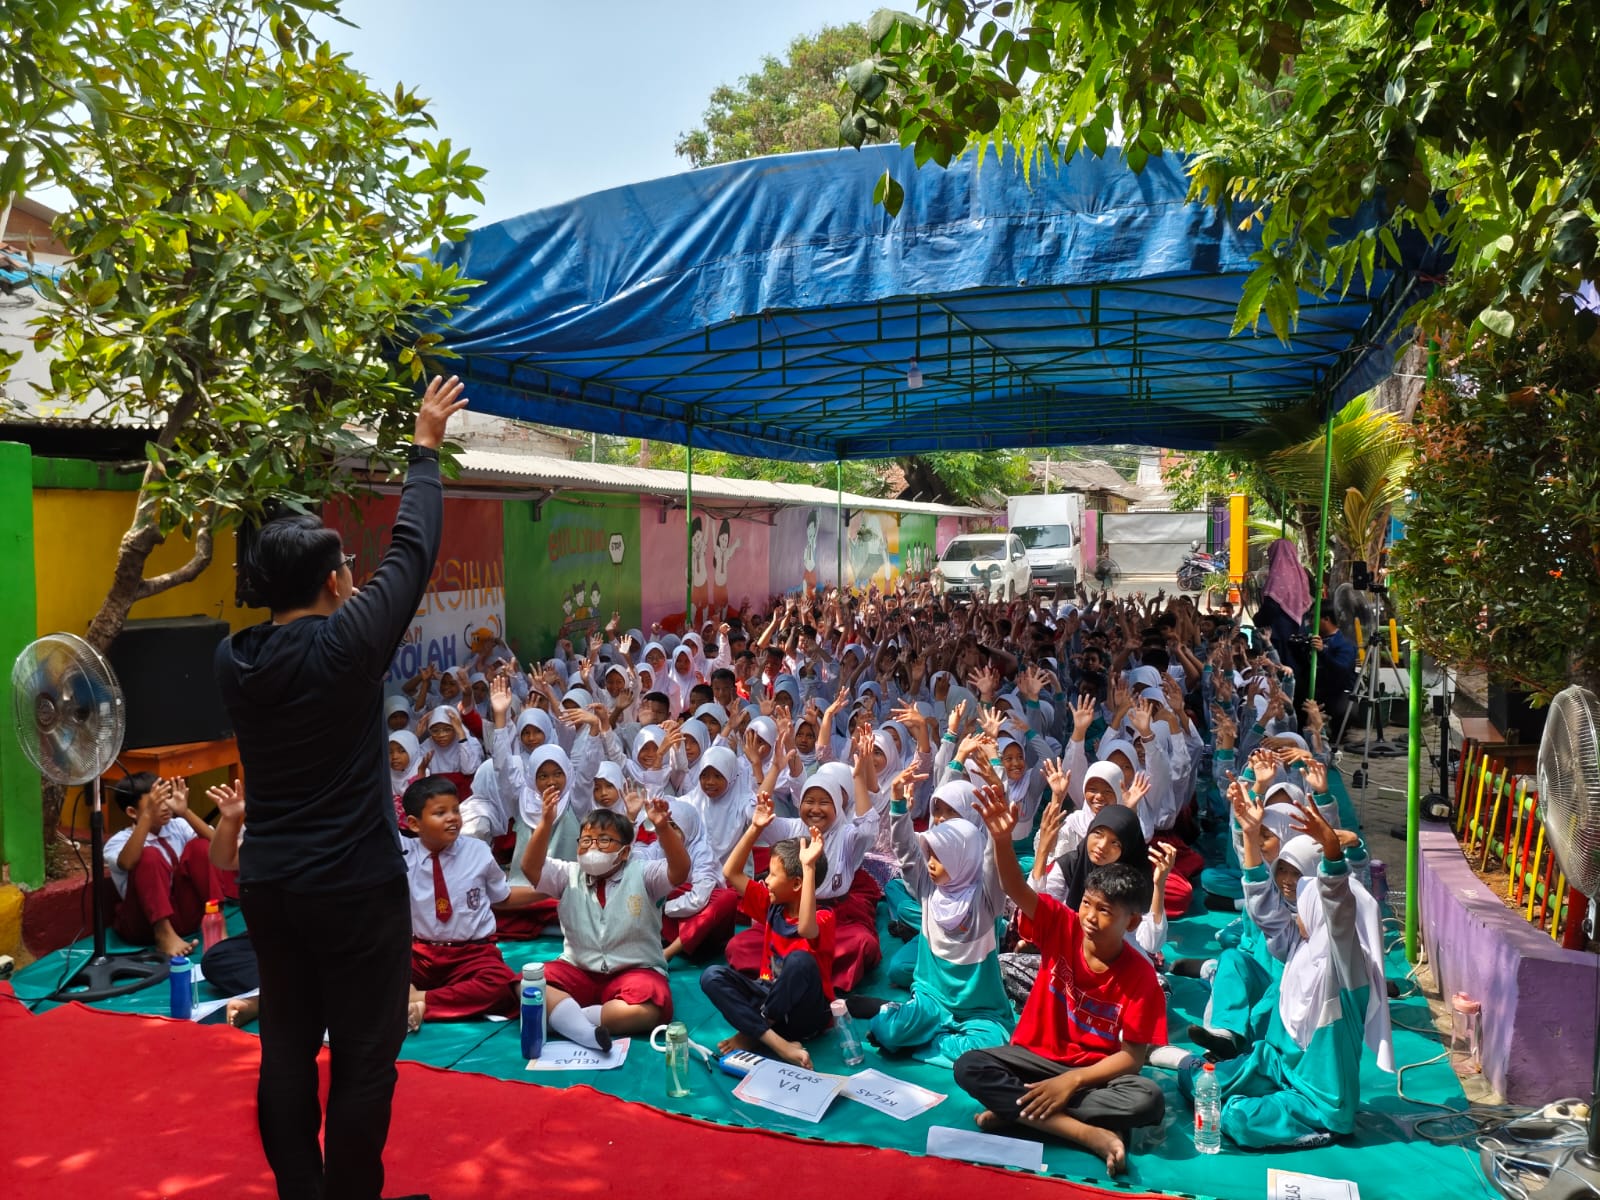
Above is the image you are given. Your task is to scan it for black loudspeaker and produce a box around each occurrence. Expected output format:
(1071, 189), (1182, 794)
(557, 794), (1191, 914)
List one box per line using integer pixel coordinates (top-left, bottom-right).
(1488, 680), (1549, 746)
(106, 617), (234, 750)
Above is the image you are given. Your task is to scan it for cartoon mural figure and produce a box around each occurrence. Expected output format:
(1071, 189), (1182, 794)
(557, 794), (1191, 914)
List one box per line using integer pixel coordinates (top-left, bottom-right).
(688, 514), (711, 621)
(710, 517), (742, 615)
(848, 512), (897, 591)
(802, 509), (820, 595)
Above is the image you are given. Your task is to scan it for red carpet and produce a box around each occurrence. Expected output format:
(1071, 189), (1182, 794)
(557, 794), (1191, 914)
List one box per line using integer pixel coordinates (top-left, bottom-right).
(0, 985), (1153, 1200)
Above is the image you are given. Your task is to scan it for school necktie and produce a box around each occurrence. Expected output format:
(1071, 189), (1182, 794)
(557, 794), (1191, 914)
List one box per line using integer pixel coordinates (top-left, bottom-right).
(430, 850), (453, 922)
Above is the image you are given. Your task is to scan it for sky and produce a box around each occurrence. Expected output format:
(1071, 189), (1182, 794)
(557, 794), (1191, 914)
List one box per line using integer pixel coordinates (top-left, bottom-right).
(318, 0), (877, 226)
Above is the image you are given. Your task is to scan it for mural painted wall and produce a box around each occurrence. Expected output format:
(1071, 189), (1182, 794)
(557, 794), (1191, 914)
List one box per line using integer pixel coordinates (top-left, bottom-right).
(502, 492), (641, 659)
(33, 488), (261, 638)
(898, 514), (937, 584)
(845, 510), (901, 590)
(326, 493), (505, 682)
(769, 505), (841, 598)
(641, 505), (772, 633)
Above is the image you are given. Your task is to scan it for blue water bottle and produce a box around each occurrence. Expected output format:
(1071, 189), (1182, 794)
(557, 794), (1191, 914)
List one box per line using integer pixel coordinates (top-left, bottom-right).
(520, 984), (545, 1060)
(169, 954), (193, 1019)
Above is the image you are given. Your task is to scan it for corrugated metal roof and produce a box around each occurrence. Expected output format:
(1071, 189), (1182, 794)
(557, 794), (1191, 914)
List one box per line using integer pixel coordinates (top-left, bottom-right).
(453, 449), (993, 518)
(1029, 459), (1145, 501)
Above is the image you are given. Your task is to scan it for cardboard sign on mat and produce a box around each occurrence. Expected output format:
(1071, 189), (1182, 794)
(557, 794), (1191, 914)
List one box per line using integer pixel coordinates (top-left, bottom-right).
(926, 1125), (1046, 1172)
(1268, 1168), (1361, 1200)
(734, 1059), (845, 1122)
(526, 1038), (631, 1071)
(842, 1068), (946, 1121)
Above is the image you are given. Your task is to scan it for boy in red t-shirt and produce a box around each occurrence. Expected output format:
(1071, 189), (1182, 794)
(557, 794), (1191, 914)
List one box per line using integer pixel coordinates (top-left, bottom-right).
(956, 788), (1167, 1176)
(700, 793), (834, 1070)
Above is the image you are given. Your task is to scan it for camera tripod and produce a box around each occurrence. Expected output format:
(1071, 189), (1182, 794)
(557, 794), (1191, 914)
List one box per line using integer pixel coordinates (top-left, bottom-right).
(1333, 613), (1408, 814)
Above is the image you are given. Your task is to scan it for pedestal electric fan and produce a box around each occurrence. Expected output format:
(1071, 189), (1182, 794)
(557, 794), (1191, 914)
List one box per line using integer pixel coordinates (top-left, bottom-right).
(1521, 684), (1600, 1199)
(11, 632), (170, 1000)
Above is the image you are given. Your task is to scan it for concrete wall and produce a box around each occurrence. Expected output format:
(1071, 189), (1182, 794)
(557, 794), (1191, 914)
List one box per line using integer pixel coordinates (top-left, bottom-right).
(1417, 828), (1598, 1103)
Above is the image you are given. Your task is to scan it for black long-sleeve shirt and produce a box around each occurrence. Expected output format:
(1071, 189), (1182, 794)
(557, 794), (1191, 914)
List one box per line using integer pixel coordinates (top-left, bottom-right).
(216, 457), (443, 892)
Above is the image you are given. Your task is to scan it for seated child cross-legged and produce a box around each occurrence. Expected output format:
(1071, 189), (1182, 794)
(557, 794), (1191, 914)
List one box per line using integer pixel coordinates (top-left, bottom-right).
(105, 773), (226, 958)
(400, 777), (545, 1031)
(867, 774), (1013, 1066)
(953, 786), (1167, 1177)
(522, 787), (690, 1051)
(700, 793), (834, 1070)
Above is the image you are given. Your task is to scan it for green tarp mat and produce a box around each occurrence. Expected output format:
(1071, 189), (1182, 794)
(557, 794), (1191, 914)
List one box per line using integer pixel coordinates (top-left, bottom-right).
(12, 774), (1490, 1199)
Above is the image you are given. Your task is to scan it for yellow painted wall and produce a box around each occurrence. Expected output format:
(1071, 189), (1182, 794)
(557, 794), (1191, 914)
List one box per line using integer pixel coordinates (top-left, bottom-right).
(33, 489), (263, 638)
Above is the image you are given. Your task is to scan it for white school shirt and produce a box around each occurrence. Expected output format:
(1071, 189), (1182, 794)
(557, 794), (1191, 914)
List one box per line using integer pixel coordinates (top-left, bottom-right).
(403, 835), (510, 942)
(104, 819), (199, 898)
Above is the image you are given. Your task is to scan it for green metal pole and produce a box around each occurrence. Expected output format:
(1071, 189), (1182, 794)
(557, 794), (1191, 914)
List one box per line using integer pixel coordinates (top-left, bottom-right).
(0, 442), (43, 887)
(835, 460), (844, 592)
(685, 436), (694, 630)
(1307, 407), (1335, 697)
(1405, 342), (1437, 964)
(1406, 639), (1423, 962)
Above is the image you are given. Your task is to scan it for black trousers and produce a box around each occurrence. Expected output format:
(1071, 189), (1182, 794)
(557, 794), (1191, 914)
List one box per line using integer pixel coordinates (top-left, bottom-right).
(953, 1045), (1166, 1136)
(239, 876), (411, 1200)
(701, 954), (832, 1042)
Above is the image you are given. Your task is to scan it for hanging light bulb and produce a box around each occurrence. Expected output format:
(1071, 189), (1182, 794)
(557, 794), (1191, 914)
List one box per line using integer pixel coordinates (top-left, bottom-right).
(906, 358), (923, 389)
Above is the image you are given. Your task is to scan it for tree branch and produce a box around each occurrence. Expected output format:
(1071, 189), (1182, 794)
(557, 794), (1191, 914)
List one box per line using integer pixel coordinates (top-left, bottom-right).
(135, 515), (215, 600)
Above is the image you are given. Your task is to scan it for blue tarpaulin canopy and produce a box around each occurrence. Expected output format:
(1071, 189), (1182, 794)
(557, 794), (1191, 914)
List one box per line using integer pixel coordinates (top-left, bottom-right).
(433, 144), (1436, 459)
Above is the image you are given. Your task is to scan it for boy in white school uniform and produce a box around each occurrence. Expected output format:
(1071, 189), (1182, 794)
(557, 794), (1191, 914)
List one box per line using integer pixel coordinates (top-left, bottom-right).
(401, 777), (544, 1031)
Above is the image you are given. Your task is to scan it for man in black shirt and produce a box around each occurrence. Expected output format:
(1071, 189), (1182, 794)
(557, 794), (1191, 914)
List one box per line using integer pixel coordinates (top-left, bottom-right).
(217, 376), (467, 1200)
(1312, 609), (1359, 738)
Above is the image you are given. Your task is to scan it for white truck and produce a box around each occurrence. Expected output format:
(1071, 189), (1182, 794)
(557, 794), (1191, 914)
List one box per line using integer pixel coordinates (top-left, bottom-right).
(1007, 493), (1083, 596)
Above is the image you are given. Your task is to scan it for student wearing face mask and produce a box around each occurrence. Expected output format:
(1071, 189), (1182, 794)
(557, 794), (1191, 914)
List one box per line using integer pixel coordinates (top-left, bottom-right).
(520, 794), (690, 1052)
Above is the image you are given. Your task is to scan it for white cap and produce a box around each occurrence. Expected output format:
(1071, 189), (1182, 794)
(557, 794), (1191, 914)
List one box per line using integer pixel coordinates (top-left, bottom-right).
(522, 962), (545, 982)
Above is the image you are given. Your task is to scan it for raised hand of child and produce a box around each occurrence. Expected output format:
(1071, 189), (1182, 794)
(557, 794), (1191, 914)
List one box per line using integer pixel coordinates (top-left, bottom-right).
(643, 794), (673, 830)
(1302, 755), (1329, 795)
(207, 779), (246, 823)
(1289, 796), (1342, 859)
(751, 791), (776, 830)
(1210, 707), (1237, 749)
(167, 777), (191, 816)
(1248, 747), (1278, 782)
(419, 749), (434, 774)
(946, 698), (969, 737)
(539, 783), (564, 825)
(1124, 770), (1152, 810)
(892, 767), (927, 803)
(972, 784), (1018, 839)
(622, 784), (648, 821)
(1070, 691), (1097, 737)
(1149, 841), (1177, 885)
(1041, 756), (1071, 804)
(1035, 793), (1066, 855)
(977, 704), (1003, 740)
(1128, 698), (1154, 739)
(489, 675), (514, 722)
(743, 728), (764, 768)
(799, 828), (825, 870)
(1230, 781), (1265, 838)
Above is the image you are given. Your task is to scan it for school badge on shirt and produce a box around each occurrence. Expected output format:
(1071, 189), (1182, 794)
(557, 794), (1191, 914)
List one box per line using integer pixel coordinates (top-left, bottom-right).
(628, 894), (644, 918)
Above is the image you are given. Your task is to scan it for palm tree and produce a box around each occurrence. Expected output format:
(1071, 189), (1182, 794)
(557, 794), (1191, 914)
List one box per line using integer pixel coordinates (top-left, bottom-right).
(1258, 394), (1412, 588)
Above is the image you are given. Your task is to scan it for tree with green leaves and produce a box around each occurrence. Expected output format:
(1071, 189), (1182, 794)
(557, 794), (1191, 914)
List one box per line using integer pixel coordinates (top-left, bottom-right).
(846, 2), (1598, 354)
(675, 22), (881, 168)
(3, 0), (482, 652)
(1392, 335), (1600, 698)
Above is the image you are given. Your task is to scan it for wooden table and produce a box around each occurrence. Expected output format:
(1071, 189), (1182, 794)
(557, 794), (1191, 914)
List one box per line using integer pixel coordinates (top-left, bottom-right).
(105, 737), (242, 786)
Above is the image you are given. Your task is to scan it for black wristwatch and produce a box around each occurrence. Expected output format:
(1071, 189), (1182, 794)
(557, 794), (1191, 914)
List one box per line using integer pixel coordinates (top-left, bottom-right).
(406, 443), (440, 464)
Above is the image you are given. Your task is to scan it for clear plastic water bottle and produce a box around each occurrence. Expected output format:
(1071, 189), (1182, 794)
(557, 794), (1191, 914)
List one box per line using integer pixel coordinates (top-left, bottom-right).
(664, 1020), (692, 1098)
(201, 900), (227, 954)
(168, 954), (193, 1019)
(1193, 1061), (1222, 1154)
(520, 985), (545, 1060)
(830, 999), (864, 1066)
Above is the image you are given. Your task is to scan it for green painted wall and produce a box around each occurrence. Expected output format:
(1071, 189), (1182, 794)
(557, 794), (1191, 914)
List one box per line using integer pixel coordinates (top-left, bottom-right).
(503, 492), (643, 659)
(0, 443), (43, 885)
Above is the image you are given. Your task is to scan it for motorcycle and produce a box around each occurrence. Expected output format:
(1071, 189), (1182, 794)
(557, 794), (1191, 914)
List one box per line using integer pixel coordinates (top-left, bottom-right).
(1176, 541), (1228, 592)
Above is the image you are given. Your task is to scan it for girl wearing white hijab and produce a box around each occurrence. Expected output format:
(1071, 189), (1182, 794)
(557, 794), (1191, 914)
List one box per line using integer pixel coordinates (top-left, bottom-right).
(489, 695), (601, 861)
(631, 794), (740, 961)
(422, 706), (483, 777)
(728, 762), (883, 993)
(680, 745), (757, 871)
(868, 804), (1011, 1066)
(667, 644), (699, 715)
(626, 726), (674, 792)
(670, 718), (712, 792)
(1167, 803), (1392, 1149)
(387, 731), (424, 824)
(385, 694), (415, 733)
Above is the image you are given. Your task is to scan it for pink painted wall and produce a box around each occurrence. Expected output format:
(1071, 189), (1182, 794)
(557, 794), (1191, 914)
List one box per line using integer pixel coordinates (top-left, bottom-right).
(640, 504), (771, 633)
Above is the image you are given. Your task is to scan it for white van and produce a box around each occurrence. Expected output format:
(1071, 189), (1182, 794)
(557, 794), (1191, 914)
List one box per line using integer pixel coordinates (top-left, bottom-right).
(933, 533), (1031, 600)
